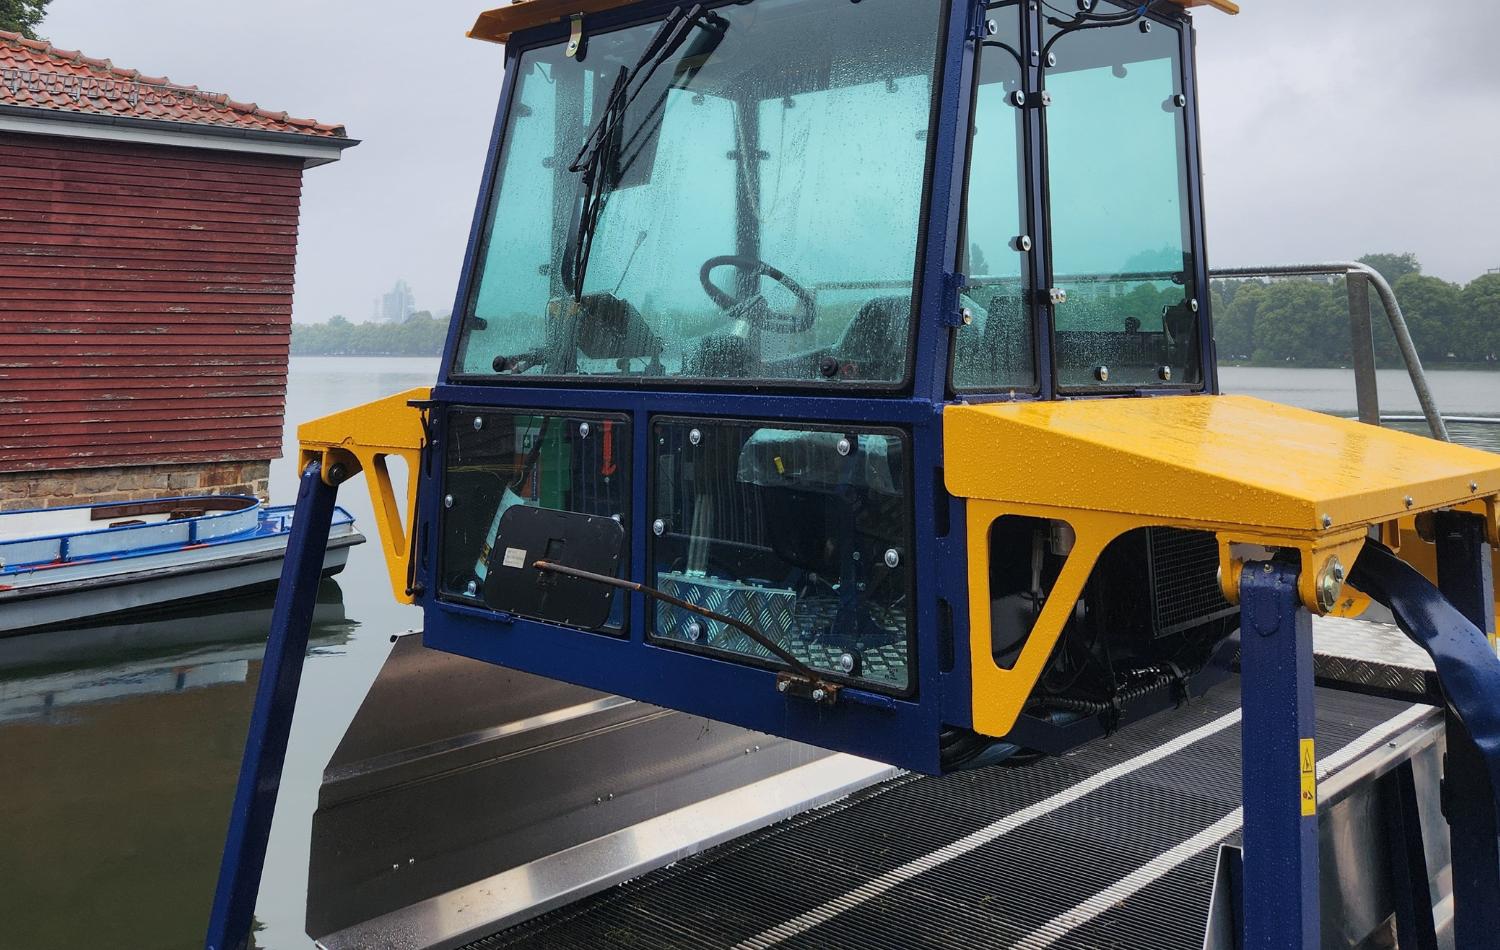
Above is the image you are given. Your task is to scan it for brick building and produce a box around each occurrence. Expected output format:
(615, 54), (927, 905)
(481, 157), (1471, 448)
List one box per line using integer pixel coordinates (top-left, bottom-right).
(0, 30), (354, 509)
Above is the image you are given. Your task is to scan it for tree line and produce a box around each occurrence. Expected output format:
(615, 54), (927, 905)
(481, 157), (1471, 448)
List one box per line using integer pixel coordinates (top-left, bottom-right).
(290, 312), (449, 356)
(1214, 253), (1500, 367)
(290, 253), (1500, 367)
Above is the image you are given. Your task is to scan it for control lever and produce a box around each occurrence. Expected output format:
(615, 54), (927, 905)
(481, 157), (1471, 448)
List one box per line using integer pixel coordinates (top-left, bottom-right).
(533, 560), (839, 704)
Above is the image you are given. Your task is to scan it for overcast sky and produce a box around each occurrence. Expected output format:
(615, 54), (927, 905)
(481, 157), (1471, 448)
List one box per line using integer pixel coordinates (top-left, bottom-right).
(39, 0), (1500, 323)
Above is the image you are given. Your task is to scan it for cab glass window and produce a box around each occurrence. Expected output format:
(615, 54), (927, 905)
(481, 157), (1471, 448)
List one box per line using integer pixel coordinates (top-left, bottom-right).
(953, 1), (1035, 392)
(454, 0), (944, 387)
(649, 418), (912, 692)
(439, 409), (630, 632)
(1045, 14), (1200, 389)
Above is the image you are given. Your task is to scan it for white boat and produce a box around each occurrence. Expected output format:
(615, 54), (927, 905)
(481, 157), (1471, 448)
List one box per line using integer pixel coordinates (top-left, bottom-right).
(0, 494), (363, 635)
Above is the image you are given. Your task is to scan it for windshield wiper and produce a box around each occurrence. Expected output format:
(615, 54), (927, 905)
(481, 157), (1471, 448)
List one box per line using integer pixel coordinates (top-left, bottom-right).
(562, 4), (725, 300)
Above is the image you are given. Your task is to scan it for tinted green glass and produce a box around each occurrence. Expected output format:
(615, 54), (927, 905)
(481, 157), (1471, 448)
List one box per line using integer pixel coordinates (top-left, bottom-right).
(953, 2), (1034, 392)
(455, 0), (944, 385)
(1045, 18), (1200, 389)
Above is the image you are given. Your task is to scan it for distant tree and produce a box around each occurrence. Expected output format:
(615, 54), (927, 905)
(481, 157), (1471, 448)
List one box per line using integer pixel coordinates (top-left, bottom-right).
(967, 243), (989, 276)
(1392, 273), (1463, 361)
(1358, 252), (1422, 286)
(291, 313), (447, 356)
(1250, 280), (1345, 364)
(1462, 273), (1500, 362)
(0, 0), (50, 38)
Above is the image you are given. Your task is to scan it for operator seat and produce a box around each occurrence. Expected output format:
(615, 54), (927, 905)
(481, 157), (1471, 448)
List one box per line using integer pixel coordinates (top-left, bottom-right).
(834, 296), (910, 381)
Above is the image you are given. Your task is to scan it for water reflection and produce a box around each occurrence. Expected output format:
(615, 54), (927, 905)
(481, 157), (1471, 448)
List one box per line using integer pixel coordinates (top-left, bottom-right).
(0, 582), (354, 950)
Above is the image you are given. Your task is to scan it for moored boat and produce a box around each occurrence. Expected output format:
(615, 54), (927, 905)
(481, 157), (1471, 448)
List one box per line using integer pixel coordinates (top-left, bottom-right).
(0, 494), (363, 635)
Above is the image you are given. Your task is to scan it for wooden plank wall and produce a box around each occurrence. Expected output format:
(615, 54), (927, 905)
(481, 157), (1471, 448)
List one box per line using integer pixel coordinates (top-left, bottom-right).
(0, 131), (302, 472)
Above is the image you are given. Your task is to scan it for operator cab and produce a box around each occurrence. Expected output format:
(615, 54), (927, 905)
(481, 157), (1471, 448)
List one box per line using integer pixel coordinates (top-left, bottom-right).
(431, 0), (1227, 773)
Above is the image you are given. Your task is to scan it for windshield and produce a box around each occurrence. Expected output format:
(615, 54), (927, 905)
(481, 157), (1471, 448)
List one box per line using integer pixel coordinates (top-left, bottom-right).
(454, 0), (944, 386)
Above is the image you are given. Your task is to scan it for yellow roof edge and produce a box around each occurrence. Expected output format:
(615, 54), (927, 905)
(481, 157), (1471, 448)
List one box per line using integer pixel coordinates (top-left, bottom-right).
(1164, 0), (1240, 14)
(469, 0), (638, 44)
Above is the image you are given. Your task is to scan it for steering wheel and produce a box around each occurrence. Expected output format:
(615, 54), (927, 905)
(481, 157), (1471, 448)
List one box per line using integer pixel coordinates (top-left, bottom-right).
(699, 255), (816, 334)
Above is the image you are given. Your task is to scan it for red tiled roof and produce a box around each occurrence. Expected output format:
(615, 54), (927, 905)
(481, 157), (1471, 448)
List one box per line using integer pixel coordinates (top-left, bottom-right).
(0, 29), (346, 138)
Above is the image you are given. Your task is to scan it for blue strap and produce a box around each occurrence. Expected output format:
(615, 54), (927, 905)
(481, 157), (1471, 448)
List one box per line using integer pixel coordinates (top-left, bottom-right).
(1350, 542), (1500, 796)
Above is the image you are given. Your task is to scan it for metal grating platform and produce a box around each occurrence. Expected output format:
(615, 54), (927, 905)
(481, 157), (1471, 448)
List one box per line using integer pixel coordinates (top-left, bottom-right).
(466, 683), (1422, 950)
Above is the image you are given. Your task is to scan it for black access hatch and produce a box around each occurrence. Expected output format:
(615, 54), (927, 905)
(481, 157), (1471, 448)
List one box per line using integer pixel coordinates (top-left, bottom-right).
(482, 505), (625, 630)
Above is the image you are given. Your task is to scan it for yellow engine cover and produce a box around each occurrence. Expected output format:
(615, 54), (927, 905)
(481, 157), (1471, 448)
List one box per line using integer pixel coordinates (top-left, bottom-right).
(944, 394), (1500, 737)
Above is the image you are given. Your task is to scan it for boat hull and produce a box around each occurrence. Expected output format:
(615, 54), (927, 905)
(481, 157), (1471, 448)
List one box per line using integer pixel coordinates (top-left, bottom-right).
(0, 526), (362, 635)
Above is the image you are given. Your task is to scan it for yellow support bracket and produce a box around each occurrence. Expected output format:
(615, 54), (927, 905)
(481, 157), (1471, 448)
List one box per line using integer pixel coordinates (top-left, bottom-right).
(298, 387), (432, 604)
(945, 395), (1500, 738)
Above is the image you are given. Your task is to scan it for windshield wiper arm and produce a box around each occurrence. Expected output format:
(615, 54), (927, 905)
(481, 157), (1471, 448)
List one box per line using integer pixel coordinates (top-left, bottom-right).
(563, 4), (720, 300)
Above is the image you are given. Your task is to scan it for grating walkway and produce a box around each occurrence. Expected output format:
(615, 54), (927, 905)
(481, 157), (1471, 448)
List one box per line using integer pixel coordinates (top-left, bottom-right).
(465, 681), (1411, 950)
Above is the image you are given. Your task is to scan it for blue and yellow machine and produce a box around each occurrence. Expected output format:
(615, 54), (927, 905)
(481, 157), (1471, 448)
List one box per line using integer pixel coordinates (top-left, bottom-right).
(207, 0), (1500, 947)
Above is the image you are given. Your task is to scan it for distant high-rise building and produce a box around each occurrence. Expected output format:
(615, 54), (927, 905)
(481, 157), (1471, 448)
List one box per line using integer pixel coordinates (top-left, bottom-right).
(374, 280), (416, 323)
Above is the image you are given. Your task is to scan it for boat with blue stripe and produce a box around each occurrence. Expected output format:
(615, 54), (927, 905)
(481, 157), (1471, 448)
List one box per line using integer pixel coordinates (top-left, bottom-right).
(0, 494), (363, 634)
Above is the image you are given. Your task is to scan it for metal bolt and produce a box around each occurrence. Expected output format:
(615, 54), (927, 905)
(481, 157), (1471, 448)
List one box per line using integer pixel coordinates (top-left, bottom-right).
(652, 518), (666, 536)
(1015, 234), (1033, 252)
(595, 796), (603, 805)
(1174, 93), (1187, 107)
(1094, 365), (1110, 382)
(1316, 556), (1346, 612)
(986, 17), (997, 34)
(836, 653), (856, 674)
(685, 619), (704, 642)
(688, 428), (702, 446)
(1404, 495), (1415, 509)
(1262, 562), (1274, 574)
(961, 307), (974, 326)
(444, 494), (454, 509)
(1189, 298), (1200, 312)
(1321, 513), (1332, 528)
(473, 416), (484, 430)
(884, 548), (900, 568)
(1157, 365), (1172, 382)
(1138, 19), (1151, 32)
(611, 513), (622, 523)
(811, 688), (827, 702)
(777, 679), (790, 693)
(836, 437), (852, 456)
(1047, 52), (1057, 67)
(578, 421), (590, 438)
(465, 580), (478, 596)
(1471, 481), (1480, 492)
(1012, 90), (1026, 107)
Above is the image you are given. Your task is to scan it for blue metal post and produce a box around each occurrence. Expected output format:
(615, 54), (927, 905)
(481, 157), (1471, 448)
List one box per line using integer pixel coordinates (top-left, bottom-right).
(1238, 559), (1319, 949)
(205, 460), (342, 950)
(1434, 509), (1500, 950)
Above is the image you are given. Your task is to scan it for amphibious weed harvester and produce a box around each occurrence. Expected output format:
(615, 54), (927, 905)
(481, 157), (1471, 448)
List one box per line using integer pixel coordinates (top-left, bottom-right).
(208, 0), (1500, 947)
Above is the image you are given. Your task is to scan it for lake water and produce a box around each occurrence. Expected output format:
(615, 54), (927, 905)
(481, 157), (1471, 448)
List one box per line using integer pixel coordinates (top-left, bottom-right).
(0, 360), (1494, 949)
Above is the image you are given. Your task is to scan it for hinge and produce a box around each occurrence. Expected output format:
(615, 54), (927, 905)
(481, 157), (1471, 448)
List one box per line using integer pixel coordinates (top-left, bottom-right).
(940, 272), (971, 328)
(565, 13), (587, 60)
(966, 0), (989, 40)
(1011, 90), (1052, 109)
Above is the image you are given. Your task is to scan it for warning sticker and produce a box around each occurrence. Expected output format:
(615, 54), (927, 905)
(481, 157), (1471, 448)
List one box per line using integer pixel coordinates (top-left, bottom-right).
(1299, 737), (1317, 817)
(502, 547), (528, 570)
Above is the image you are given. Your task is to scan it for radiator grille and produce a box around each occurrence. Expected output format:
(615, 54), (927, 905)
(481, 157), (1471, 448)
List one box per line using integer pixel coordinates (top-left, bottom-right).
(1149, 527), (1237, 636)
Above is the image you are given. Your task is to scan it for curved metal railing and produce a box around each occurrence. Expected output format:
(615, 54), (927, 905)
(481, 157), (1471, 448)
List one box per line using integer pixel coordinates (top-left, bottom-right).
(1209, 262), (1450, 442)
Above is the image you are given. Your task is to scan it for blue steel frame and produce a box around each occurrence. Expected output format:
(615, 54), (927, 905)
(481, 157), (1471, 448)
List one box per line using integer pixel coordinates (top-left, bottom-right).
(206, 463), (341, 950)
(1237, 560), (1320, 949)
